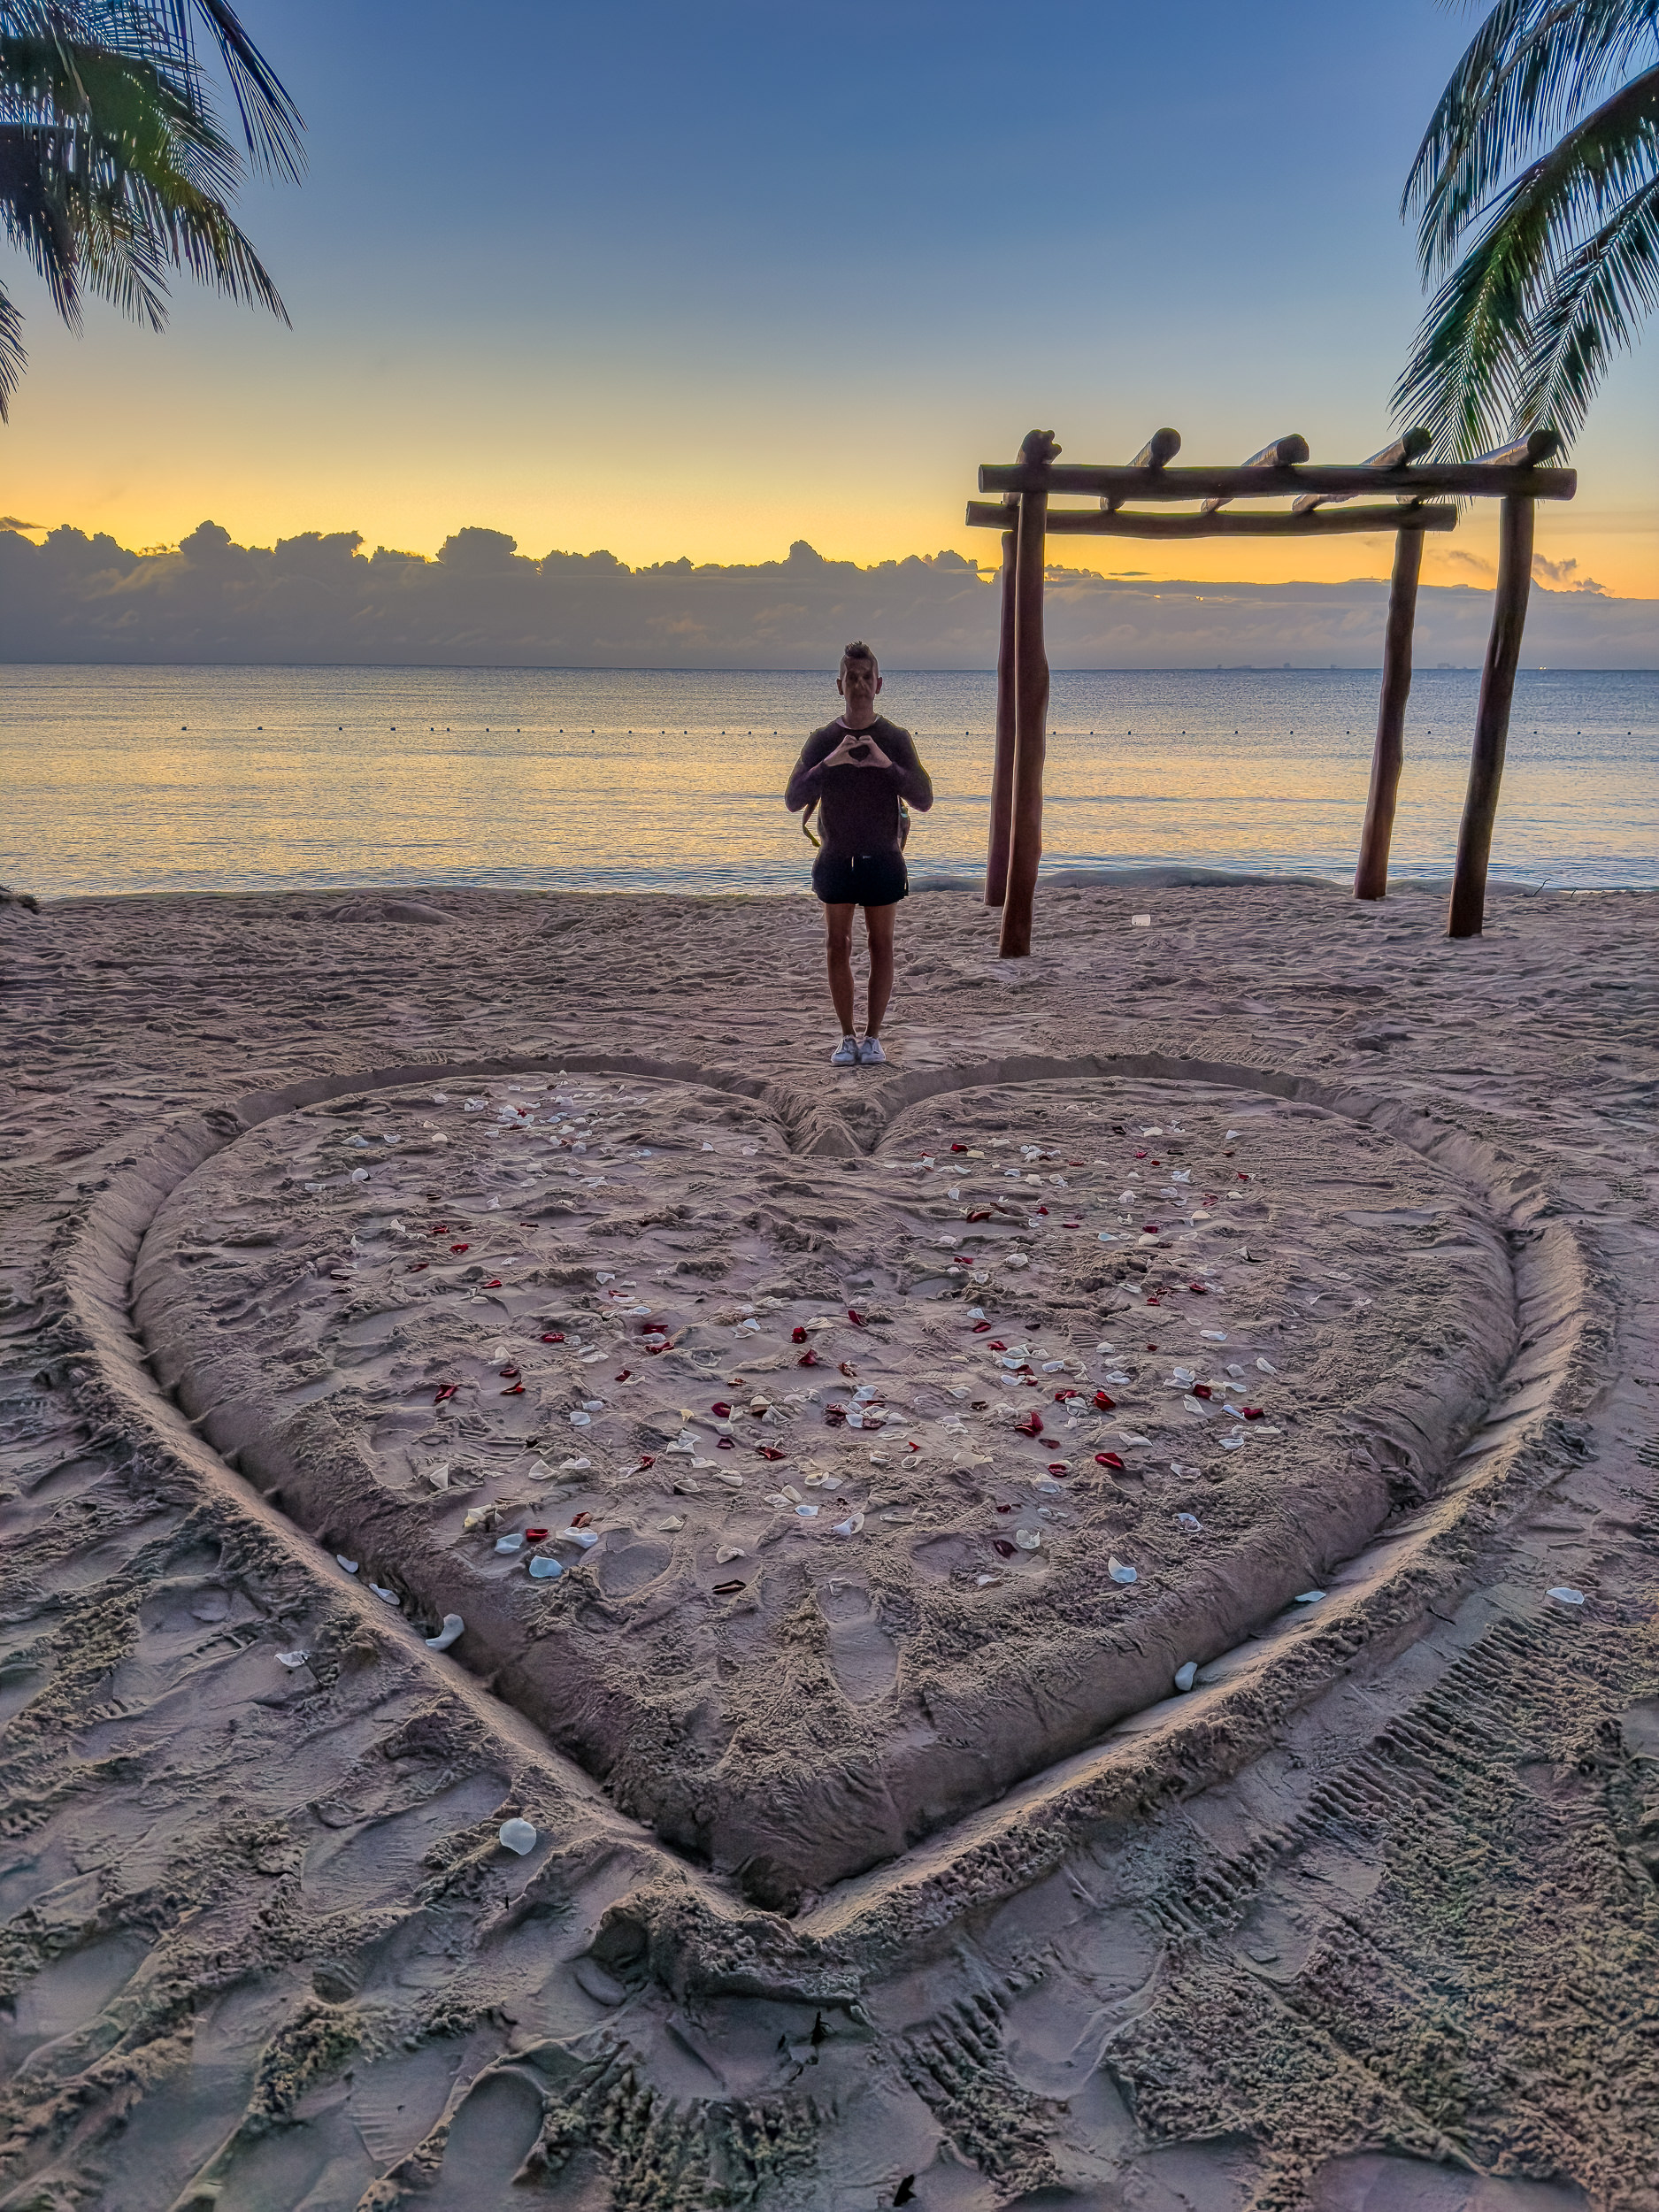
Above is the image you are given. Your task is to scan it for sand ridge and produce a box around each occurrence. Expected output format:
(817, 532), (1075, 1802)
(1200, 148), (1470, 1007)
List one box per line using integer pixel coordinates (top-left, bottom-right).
(131, 1068), (1514, 1908)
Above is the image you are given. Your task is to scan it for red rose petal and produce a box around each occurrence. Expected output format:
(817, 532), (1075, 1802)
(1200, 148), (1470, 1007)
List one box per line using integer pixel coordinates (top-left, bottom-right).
(524, 1526), (549, 1541)
(791, 1325), (808, 1343)
(710, 1402), (732, 1417)
(988, 1340), (1007, 1352)
(1093, 1390), (1116, 1410)
(1015, 1412), (1043, 1437)
(717, 1436), (735, 1449)
(848, 1310), (866, 1327)
(483, 1278), (503, 1289)
(971, 1320), (992, 1333)
(798, 1349), (821, 1367)
(499, 1365), (520, 1379)
(1244, 1406), (1264, 1419)
(1193, 1384), (1212, 1399)
(949, 1142), (967, 1152)
(757, 1445), (785, 1460)
(992, 1539), (1017, 1558)
(502, 1383), (524, 1396)
(572, 1511), (591, 1527)
(614, 1370), (632, 1381)
(1095, 1451), (1125, 1470)
(839, 1362), (857, 1379)
(541, 1332), (565, 1343)
(450, 1243), (469, 1255)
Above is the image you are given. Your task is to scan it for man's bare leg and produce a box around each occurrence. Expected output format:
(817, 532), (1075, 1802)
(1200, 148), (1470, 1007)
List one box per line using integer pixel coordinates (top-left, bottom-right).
(824, 903), (857, 1035)
(863, 902), (897, 1038)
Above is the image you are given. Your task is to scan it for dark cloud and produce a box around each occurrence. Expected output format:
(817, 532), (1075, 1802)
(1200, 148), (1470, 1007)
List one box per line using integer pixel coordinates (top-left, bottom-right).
(0, 523), (1652, 668)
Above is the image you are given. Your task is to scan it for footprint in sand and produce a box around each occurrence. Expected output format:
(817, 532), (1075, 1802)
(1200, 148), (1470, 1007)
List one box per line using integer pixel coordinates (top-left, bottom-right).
(818, 1579), (898, 1704)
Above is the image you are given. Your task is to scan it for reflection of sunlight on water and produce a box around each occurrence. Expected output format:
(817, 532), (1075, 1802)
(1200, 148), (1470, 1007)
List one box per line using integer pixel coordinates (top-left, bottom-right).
(3, 665), (1655, 898)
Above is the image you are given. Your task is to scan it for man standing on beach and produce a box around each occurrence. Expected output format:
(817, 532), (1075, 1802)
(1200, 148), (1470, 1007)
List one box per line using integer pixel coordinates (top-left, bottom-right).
(786, 642), (934, 1066)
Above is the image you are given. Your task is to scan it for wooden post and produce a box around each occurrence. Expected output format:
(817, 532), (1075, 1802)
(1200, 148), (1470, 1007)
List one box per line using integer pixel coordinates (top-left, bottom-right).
(1448, 494), (1535, 939)
(998, 431), (1056, 959)
(986, 515), (1018, 905)
(1354, 526), (1424, 900)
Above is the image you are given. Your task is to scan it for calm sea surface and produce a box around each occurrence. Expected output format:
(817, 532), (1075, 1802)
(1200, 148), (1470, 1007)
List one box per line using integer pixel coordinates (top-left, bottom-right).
(4, 664), (1655, 899)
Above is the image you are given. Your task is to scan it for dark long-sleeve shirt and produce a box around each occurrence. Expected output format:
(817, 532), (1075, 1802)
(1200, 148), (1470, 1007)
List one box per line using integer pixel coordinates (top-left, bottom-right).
(784, 717), (933, 856)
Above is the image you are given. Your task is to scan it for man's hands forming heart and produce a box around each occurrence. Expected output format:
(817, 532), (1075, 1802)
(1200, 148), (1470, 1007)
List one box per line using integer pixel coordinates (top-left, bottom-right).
(823, 729), (893, 771)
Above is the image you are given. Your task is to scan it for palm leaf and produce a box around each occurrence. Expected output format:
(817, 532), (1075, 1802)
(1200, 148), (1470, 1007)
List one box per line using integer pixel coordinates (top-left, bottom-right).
(1519, 165), (1659, 432)
(0, 273), (24, 414)
(1407, 0), (1659, 272)
(1395, 57), (1659, 454)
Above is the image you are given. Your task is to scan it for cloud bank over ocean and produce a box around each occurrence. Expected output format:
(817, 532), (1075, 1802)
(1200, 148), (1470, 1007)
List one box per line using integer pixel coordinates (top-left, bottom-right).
(3, 523), (1655, 669)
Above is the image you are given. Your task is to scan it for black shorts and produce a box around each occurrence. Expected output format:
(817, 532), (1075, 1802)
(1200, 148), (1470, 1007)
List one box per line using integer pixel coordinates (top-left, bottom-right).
(811, 849), (909, 907)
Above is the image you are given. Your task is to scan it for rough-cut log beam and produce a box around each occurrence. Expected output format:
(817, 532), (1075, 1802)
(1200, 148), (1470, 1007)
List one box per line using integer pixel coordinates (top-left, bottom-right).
(986, 514), (1018, 908)
(1104, 428), (1181, 509)
(1000, 432), (1057, 960)
(1294, 427), (1432, 513)
(1448, 495), (1535, 940)
(964, 501), (1457, 537)
(977, 461), (1578, 501)
(1201, 434), (1310, 514)
(1354, 528), (1424, 902)
(1473, 427), (1561, 467)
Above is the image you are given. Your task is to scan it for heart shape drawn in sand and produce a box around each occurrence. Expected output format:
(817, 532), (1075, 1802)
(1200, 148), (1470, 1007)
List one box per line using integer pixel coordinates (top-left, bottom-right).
(131, 1060), (1517, 1909)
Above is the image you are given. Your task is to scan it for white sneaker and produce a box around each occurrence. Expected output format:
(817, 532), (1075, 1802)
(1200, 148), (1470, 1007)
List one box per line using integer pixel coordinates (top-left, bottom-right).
(830, 1036), (859, 1066)
(859, 1036), (887, 1065)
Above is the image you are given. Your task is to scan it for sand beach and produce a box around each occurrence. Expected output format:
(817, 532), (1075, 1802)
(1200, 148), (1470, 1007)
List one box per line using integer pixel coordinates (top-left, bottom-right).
(2, 874), (1656, 2209)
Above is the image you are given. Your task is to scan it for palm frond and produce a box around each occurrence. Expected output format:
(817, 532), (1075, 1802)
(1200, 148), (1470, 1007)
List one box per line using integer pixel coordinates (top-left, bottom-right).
(1519, 165), (1659, 432)
(1406, 0), (1659, 273)
(1394, 59), (1659, 454)
(160, 0), (303, 178)
(0, 119), (81, 322)
(0, 273), (24, 416)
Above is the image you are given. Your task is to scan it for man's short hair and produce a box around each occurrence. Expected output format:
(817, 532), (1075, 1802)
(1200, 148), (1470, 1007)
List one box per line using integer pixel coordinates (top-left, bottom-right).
(840, 641), (879, 676)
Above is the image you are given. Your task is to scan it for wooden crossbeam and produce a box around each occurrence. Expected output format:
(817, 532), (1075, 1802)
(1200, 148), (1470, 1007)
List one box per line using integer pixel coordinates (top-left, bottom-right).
(965, 500), (1456, 537)
(978, 460), (1576, 501)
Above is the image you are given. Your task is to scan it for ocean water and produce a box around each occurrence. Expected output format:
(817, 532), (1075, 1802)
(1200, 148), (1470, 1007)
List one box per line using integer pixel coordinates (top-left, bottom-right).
(3, 664), (1655, 900)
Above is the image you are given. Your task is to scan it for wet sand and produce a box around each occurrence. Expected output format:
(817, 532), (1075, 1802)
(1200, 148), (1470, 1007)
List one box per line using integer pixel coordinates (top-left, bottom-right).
(2, 875), (1655, 2210)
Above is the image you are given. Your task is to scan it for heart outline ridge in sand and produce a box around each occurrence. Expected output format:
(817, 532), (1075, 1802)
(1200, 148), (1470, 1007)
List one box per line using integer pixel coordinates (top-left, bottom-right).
(52, 1048), (1601, 1953)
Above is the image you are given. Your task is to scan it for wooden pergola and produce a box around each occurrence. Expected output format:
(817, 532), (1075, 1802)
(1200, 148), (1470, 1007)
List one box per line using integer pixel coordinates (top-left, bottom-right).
(966, 426), (1577, 954)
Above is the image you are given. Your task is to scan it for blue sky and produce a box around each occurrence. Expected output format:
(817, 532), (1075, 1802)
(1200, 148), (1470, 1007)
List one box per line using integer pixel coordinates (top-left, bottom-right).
(3, 0), (1654, 591)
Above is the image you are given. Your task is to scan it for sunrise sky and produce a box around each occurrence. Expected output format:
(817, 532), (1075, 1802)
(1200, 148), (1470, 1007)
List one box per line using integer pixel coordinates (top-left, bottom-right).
(3, 0), (1655, 599)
